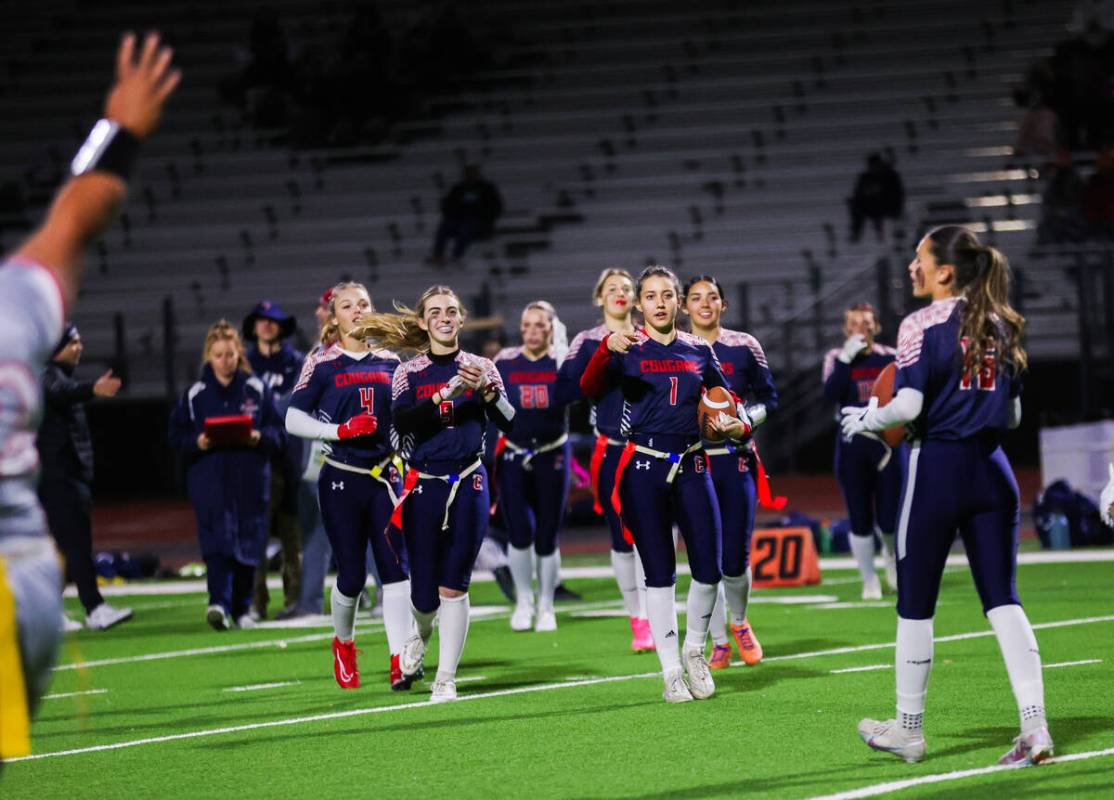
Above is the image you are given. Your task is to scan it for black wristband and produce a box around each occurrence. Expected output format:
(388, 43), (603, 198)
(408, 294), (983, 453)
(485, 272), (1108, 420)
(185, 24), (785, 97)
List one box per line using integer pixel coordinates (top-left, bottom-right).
(71, 120), (140, 181)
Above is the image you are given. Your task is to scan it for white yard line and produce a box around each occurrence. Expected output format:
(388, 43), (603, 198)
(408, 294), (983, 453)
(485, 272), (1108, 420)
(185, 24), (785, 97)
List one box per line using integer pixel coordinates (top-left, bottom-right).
(42, 689), (108, 700)
(223, 681), (301, 693)
(830, 664), (892, 674)
(15, 613), (1114, 764)
(1044, 659), (1103, 669)
(805, 746), (1114, 800)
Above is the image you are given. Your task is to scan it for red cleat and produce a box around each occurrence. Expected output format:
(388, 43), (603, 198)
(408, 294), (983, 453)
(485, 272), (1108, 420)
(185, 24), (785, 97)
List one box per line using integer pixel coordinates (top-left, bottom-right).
(390, 653), (422, 691)
(332, 636), (360, 689)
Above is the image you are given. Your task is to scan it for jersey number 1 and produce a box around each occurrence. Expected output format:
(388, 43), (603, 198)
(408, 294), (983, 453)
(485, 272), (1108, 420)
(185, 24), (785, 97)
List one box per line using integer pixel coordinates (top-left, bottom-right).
(669, 377), (678, 406)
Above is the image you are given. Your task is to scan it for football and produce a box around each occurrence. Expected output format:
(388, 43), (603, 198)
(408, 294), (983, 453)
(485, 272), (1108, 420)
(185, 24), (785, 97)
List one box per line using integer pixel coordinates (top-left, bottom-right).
(871, 362), (906, 448)
(698, 385), (738, 442)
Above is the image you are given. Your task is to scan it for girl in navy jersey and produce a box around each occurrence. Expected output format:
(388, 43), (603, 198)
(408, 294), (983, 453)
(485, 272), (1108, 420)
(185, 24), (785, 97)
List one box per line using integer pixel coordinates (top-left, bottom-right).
(683, 276), (778, 670)
(560, 268), (655, 652)
(356, 285), (515, 703)
(285, 282), (415, 691)
(582, 266), (746, 703)
(493, 301), (579, 633)
(843, 226), (1051, 766)
(823, 303), (907, 600)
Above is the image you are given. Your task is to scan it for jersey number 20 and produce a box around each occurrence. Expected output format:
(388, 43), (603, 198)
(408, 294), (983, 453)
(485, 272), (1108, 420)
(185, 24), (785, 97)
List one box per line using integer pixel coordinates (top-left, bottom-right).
(519, 385), (550, 409)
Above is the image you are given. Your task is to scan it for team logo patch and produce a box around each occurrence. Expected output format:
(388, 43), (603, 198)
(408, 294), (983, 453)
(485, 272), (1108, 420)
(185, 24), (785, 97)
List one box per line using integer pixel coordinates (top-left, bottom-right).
(473, 474), (484, 491)
(635, 460), (651, 471)
(331, 481), (345, 491)
(240, 398), (259, 417)
(693, 456), (705, 474)
(738, 457), (749, 473)
(388, 465), (400, 483)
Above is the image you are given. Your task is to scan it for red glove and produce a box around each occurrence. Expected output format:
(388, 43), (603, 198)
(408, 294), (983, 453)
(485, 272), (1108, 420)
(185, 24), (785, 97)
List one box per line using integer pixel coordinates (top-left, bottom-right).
(338, 414), (377, 440)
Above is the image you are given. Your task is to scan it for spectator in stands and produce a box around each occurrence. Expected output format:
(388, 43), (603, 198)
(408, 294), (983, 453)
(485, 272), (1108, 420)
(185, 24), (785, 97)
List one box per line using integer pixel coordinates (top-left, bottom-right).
(429, 165), (504, 265)
(219, 6), (294, 126)
(243, 301), (304, 619)
(1014, 94), (1064, 158)
(1069, 0), (1114, 34)
(168, 321), (285, 630)
(1038, 151), (1087, 243)
(1084, 148), (1114, 237)
(37, 324), (132, 632)
(1052, 23), (1114, 150)
(848, 153), (904, 242)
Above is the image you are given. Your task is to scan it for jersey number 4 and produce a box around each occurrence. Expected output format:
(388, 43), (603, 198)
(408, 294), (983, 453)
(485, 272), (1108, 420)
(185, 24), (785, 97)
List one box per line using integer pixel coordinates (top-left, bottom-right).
(959, 338), (997, 392)
(519, 385), (550, 409)
(359, 387), (375, 414)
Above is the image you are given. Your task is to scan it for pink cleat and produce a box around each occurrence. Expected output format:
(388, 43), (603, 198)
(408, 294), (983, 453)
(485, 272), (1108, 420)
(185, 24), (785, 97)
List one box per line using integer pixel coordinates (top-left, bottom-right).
(630, 617), (655, 652)
(708, 643), (732, 670)
(998, 725), (1054, 766)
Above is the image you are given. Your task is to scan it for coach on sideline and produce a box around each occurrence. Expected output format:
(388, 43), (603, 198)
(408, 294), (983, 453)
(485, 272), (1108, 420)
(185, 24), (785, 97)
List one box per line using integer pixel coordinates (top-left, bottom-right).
(37, 323), (133, 631)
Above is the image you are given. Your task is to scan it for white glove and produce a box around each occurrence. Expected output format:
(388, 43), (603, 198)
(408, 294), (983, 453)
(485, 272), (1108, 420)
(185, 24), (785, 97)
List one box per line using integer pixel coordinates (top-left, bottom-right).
(838, 334), (867, 364)
(841, 397), (880, 438)
(1101, 463), (1114, 528)
(440, 374), (468, 401)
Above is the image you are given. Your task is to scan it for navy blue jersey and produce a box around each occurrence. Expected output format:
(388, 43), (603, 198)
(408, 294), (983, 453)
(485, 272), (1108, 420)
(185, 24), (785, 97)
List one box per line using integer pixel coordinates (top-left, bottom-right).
(712, 328), (778, 412)
(894, 297), (1020, 440)
(289, 344), (400, 468)
(493, 347), (577, 446)
(248, 341), (304, 399)
(391, 350), (507, 467)
(822, 343), (897, 409)
(561, 324), (627, 438)
(611, 330), (729, 438)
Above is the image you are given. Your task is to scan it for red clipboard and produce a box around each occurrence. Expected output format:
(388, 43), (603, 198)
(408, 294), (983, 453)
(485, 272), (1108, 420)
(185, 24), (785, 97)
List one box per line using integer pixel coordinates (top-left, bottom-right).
(204, 415), (253, 447)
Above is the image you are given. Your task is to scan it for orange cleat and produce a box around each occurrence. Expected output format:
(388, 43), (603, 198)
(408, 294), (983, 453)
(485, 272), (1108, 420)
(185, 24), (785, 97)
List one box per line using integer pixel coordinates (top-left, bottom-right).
(731, 619), (763, 665)
(708, 643), (732, 670)
(332, 636), (360, 689)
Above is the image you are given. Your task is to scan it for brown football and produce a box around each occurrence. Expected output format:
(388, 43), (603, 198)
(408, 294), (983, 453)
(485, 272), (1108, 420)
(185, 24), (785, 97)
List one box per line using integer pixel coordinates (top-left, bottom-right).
(871, 362), (906, 448)
(698, 385), (737, 443)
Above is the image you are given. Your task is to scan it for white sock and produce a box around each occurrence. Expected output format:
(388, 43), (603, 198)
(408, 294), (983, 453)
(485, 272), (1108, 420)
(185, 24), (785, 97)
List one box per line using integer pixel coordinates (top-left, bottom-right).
(633, 546), (648, 619)
(646, 585), (682, 674)
(722, 569), (752, 627)
(412, 604), (437, 643)
(330, 585), (358, 642)
(381, 581), (414, 655)
(508, 545), (534, 609)
(610, 549), (641, 617)
(987, 604), (1047, 733)
(683, 579), (718, 652)
(537, 552), (559, 612)
(880, 531), (896, 559)
(895, 616), (934, 732)
(709, 583), (728, 646)
(436, 594), (470, 682)
(850, 533), (878, 585)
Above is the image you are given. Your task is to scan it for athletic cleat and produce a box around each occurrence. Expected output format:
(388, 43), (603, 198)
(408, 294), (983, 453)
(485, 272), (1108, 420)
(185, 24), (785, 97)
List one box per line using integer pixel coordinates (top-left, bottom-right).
(86, 603), (133, 631)
(390, 653), (422, 691)
(61, 613), (83, 633)
(998, 725), (1054, 766)
(630, 617), (656, 652)
(510, 602), (534, 632)
(858, 718), (926, 763)
(206, 605), (231, 631)
(399, 633), (427, 678)
(235, 614), (258, 629)
(731, 620), (764, 665)
(332, 636), (360, 689)
(862, 575), (883, 601)
(662, 668), (694, 703)
(682, 646), (716, 699)
(429, 678), (458, 703)
(884, 553), (898, 592)
(708, 643), (733, 670)
(535, 608), (557, 632)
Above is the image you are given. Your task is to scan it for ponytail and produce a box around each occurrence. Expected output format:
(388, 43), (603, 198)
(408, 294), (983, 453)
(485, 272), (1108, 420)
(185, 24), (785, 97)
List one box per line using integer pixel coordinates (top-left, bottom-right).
(320, 281), (371, 347)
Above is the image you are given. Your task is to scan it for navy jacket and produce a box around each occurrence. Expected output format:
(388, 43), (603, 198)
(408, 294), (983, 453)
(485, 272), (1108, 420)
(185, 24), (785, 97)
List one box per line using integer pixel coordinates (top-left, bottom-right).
(167, 365), (284, 565)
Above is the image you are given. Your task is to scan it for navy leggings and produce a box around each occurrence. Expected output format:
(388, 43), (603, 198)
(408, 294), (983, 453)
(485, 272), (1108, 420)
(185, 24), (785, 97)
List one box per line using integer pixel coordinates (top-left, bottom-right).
(497, 441), (571, 556)
(708, 449), (758, 578)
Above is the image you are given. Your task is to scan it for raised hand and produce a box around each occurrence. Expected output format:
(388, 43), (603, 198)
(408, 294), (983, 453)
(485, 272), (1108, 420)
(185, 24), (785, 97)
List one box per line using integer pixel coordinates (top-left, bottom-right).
(105, 32), (181, 138)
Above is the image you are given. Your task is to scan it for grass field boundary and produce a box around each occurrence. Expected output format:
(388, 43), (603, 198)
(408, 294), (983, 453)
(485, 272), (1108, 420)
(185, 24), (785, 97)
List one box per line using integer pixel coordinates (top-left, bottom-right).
(805, 746), (1114, 799)
(16, 613), (1114, 765)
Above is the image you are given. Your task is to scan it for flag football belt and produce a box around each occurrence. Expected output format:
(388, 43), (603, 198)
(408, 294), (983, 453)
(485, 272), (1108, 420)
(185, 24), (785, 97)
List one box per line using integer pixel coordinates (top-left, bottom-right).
(390, 458), (483, 532)
(854, 431), (894, 472)
(702, 441), (787, 511)
(589, 432), (625, 515)
(324, 455), (403, 504)
(610, 440), (703, 545)
(495, 432), (568, 469)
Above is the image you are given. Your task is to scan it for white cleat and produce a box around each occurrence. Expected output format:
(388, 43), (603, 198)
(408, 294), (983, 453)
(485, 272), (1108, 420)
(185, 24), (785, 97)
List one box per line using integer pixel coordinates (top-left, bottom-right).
(399, 633), (427, 678)
(884, 553), (898, 592)
(534, 609), (557, 632)
(510, 603), (535, 632)
(206, 605), (231, 631)
(998, 724), (1054, 766)
(662, 668), (694, 703)
(862, 575), (883, 601)
(682, 646), (716, 700)
(429, 678), (458, 703)
(85, 603), (133, 631)
(61, 613), (83, 633)
(235, 614), (258, 629)
(858, 718), (927, 763)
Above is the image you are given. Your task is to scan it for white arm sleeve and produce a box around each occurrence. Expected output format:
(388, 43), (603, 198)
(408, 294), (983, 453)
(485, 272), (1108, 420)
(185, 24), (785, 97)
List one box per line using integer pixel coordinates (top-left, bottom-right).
(285, 406), (340, 441)
(872, 388), (923, 430)
(1008, 396), (1022, 430)
(744, 403), (767, 429)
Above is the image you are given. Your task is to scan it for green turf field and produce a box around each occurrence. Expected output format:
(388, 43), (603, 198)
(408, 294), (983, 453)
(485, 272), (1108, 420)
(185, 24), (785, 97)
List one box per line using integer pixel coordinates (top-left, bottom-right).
(4, 554), (1113, 799)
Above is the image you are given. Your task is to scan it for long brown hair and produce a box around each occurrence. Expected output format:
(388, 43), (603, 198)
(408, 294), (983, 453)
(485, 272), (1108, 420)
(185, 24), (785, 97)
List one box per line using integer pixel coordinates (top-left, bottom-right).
(201, 319), (251, 373)
(925, 225), (1027, 375)
(352, 285), (466, 352)
(320, 281), (373, 346)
